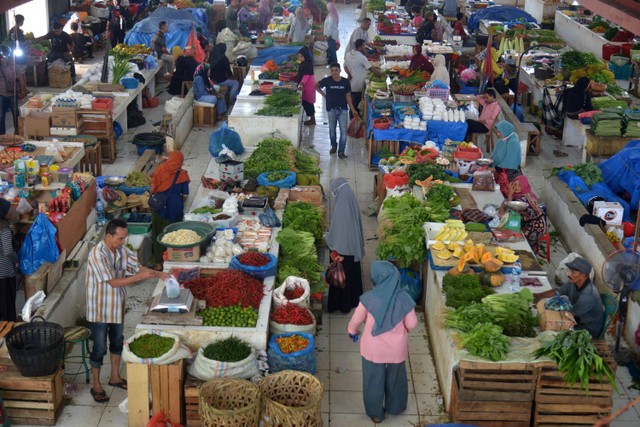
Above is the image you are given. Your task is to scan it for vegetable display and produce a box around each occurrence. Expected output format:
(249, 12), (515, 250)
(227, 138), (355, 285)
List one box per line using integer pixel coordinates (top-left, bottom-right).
(191, 206), (222, 214)
(482, 289), (537, 338)
(442, 273), (495, 309)
(198, 305), (259, 327)
(284, 285), (305, 300)
(276, 228), (324, 293)
(532, 330), (617, 393)
(271, 304), (314, 325)
(184, 270), (265, 309)
(456, 323), (510, 362)
(160, 229), (202, 246)
(124, 171), (151, 187)
(266, 171), (291, 182)
(551, 161), (603, 186)
(236, 252), (270, 267)
(244, 137), (294, 180)
(276, 335), (310, 354)
(406, 163), (453, 185)
(561, 51), (601, 71)
(129, 334), (174, 359)
(203, 337), (252, 362)
(444, 303), (495, 332)
(295, 150), (322, 175)
(282, 201), (324, 244)
(256, 89), (301, 117)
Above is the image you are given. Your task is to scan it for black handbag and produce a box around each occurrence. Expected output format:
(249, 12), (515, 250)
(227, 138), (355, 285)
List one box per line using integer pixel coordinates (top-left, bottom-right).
(148, 170), (181, 212)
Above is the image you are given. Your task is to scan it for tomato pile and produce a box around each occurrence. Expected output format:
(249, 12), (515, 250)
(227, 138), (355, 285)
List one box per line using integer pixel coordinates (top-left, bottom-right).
(276, 334), (310, 354)
(184, 270), (265, 309)
(236, 252), (270, 267)
(283, 285), (305, 301)
(271, 304), (314, 325)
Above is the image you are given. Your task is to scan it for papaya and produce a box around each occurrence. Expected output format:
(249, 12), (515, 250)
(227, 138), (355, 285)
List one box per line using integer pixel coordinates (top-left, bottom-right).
(480, 252), (493, 264)
(457, 257), (467, 272)
(452, 246), (464, 258)
(464, 239), (475, 253)
(483, 259), (504, 273)
(480, 272), (506, 287)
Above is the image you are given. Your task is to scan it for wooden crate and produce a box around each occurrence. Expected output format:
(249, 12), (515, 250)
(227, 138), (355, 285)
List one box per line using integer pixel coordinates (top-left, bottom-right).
(585, 129), (633, 157)
(367, 136), (399, 170)
(450, 361), (538, 427)
(79, 141), (102, 176)
(127, 359), (186, 427)
(193, 104), (216, 127)
(0, 359), (63, 426)
(533, 341), (615, 427)
(184, 375), (205, 427)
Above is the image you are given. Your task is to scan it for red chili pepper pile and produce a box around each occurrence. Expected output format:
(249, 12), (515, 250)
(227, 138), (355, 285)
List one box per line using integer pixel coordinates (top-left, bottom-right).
(271, 304), (314, 325)
(237, 252), (270, 267)
(276, 335), (310, 354)
(183, 270), (265, 309)
(283, 285), (305, 300)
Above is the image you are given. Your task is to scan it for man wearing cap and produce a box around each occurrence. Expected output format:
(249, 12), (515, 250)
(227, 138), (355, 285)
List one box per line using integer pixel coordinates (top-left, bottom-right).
(534, 257), (603, 338)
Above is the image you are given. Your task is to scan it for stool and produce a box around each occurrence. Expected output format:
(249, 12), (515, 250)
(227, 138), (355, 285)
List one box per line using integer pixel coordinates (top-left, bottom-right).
(523, 122), (542, 155)
(472, 131), (494, 153)
(537, 232), (551, 262)
(63, 326), (92, 384)
(180, 80), (193, 98)
(193, 102), (217, 126)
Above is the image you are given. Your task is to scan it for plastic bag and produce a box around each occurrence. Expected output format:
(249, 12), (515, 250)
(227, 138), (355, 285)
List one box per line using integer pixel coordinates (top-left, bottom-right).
(217, 144), (238, 161)
(272, 276), (311, 308)
(399, 268), (422, 302)
(267, 332), (316, 374)
(45, 144), (64, 163)
(209, 122), (244, 158)
(122, 331), (192, 365)
(16, 197), (33, 215)
(229, 252), (277, 279)
(257, 171), (297, 189)
(188, 341), (259, 381)
(555, 252), (595, 285)
(164, 275), (180, 299)
(465, 103), (479, 120)
(471, 170), (495, 191)
(19, 213), (60, 275)
(347, 116), (365, 138)
(22, 290), (46, 322)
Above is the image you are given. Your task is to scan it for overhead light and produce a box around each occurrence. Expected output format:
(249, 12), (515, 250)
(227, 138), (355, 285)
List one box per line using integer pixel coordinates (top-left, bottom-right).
(572, 1), (580, 5)
(14, 41), (23, 57)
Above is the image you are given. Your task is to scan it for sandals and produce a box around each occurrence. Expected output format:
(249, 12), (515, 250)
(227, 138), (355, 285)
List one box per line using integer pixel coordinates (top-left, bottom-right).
(90, 388), (109, 403)
(108, 379), (128, 390)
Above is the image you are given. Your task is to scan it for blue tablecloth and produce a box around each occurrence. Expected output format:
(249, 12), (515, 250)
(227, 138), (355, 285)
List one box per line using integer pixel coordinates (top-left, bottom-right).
(427, 121), (468, 146)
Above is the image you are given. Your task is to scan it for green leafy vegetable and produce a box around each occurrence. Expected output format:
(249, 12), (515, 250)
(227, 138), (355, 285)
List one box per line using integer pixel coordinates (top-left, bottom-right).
(295, 150), (322, 175)
(482, 289), (538, 337)
(244, 137), (294, 179)
(456, 323), (510, 361)
(276, 228), (324, 292)
(442, 274), (494, 309)
(256, 89), (301, 117)
(406, 163), (457, 185)
(561, 51), (601, 71)
(444, 303), (495, 332)
(282, 202), (324, 244)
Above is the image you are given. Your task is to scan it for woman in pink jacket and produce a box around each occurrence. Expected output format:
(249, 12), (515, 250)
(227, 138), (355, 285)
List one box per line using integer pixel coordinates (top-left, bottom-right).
(347, 261), (418, 423)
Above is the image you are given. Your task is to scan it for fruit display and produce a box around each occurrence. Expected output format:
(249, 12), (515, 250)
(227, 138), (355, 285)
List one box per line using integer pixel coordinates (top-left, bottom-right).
(432, 220), (468, 242)
(433, 235), (520, 274)
(112, 43), (152, 57)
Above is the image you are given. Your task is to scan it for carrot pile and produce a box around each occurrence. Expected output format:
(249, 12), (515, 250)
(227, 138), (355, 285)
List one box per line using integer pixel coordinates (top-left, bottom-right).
(184, 270), (265, 309)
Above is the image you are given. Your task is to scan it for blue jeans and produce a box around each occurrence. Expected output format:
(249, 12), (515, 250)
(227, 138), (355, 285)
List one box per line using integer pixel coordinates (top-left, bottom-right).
(218, 79), (240, 100)
(328, 108), (348, 153)
(326, 37), (337, 65)
(89, 322), (124, 369)
(198, 95), (227, 116)
(0, 95), (16, 135)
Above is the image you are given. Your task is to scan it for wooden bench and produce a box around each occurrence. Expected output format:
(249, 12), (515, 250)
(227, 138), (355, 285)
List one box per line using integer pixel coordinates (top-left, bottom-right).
(523, 122), (542, 155)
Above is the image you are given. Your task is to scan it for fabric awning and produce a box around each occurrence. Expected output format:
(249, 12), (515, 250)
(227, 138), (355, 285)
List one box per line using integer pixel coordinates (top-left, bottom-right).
(0, 0), (32, 14)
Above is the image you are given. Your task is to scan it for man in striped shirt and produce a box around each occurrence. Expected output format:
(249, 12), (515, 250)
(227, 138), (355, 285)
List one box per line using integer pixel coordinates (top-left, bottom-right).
(86, 219), (167, 403)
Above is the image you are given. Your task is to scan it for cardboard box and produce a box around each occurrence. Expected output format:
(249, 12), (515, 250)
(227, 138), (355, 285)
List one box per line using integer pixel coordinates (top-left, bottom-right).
(51, 107), (77, 127)
(288, 186), (324, 207)
(593, 201), (624, 226)
(221, 170), (243, 182)
(166, 245), (201, 262)
(221, 160), (244, 174)
(25, 111), (51, 137)
(537, 299), (576, 332)
(55, 182), (97, 255)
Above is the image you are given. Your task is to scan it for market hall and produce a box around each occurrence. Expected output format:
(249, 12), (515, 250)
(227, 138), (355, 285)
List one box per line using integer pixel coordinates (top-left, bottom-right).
(1, 0), (640, 426)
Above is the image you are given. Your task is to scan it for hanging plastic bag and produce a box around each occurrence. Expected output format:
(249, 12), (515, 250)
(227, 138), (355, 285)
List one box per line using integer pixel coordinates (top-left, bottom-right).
(16, 197), (33, 215)
(347, 116), (365, 138)
(22, 291), (46, 322)
(19, 213), (60, 275)
(209, 122), (244, 157)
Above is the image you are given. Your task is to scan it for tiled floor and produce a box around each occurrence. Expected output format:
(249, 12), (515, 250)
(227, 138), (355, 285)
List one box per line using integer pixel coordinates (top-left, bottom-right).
(8, 3), (640, 426)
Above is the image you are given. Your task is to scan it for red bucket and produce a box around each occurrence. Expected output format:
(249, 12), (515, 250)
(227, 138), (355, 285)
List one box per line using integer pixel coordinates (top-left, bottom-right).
(621, 43), (633, 57)
(602, 44), (621, 61)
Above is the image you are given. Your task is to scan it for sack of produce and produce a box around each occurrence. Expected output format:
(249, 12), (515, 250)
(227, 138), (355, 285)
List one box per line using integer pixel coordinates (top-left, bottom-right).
(272, 276), (311, 308)
(257, 170), (297, 189)
(188, 337), (259, 381)
(122, 331), (192, 365)
(229, 252), (278, 279)
(267, 332), (316, 374)
(269, 304), (316, 335)
(536, 299), (576, 332)
(209, 122), (244, 158)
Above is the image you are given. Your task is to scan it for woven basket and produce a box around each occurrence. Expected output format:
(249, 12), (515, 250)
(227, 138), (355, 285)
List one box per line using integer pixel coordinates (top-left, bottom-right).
(259, 371), (323, 427)
(199, 378), (261, 427)
(49, 67), (72, 88)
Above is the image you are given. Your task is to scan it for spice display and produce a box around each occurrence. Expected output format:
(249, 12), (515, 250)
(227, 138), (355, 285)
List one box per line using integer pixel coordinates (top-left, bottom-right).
(271, 304), (314, 325)
(203, 337), (252, 362)
(276, 335), (310, 354)
(282, 202), (324, 244)
(184, 270), (265, 309)
(124, 171), (151, 187)
(160, 229), (202, 246)
(198, 305), (259, 327)
(236, 252), (270, 267)
(532, 330), (617, 393)
(456, 323), (510, 362)
(284, 285), (305, 301)
(129, 334), (174, 359)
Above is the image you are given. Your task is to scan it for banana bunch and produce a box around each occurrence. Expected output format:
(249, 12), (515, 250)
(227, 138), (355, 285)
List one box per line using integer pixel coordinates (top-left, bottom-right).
(433, 220), (468, 242)
(498, 37), (525, 55)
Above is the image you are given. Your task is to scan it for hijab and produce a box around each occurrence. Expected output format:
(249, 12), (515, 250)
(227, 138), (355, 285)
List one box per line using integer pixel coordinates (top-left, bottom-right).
(564, 77), (591, 114)
(209, 43), (227, 69)
(0, 198), (10, 221)
(325, 178), (365, 262)
(327, 2), (339, 23)
(430, 54), (449, 85)
(296, 46), (314, 82)
(409, 45), (433, 73)
(360, 261), (416, 336)
(492, 120), (522, 171)
(151, 151), (191, 193)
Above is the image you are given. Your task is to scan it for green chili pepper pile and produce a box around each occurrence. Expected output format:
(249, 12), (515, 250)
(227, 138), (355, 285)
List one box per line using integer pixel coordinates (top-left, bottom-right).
(203, 337), (252, 362)
(129, 334), (174, 358)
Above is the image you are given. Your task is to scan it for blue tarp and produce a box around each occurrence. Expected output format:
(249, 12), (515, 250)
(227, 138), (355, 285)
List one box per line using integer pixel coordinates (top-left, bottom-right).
(468, 6), (537, 32)
(599, 139), (640, 210)
(124, 8), (207, 49)
(252, 46), (301, 65)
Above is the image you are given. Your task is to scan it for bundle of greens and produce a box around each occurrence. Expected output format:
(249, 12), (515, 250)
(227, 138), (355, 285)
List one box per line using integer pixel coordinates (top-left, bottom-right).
(444, 303), (495, 332)
(551, 161), (603, 186)
(456, 323), (510, 361)
(532, 330), (617, 393)
(482, 289), (537, 337)
(591, 96), (628, 110)
(591, 110), (624, 136)
(244, 137), (294, 179)
(282, 201), (324, 244)
(426, 184), (455, 206)
(442, 274), (494, 309)
(295, 150), (322, 175)
(256, 89), (301, 117)
(624, 112), (640, 137)
(406, 163), (455, 185)
(276, 228), (324, 292)
(561, 51), (601, 71)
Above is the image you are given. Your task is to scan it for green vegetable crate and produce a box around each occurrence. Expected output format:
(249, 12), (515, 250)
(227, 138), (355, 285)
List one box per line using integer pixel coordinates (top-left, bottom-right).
(532, 340), (615, 427)
(451, 360), (538, 427)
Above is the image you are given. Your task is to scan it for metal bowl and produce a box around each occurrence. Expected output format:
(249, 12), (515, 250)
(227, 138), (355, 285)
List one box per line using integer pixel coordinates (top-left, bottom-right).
(476, 158), (493, 166)
(505, 200), (529, 212)
(104, 176), (125, 187)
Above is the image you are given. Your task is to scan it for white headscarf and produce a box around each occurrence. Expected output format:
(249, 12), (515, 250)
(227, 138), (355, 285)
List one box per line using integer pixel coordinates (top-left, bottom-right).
(429, 54), (450, 86)
(63, 13), (81, 34)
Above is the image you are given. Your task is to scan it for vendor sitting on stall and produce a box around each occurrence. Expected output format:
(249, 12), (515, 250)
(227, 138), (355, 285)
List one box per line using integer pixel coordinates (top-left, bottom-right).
(193, 64), (227, 120)
(491, 120), (521, 172)
(408, 45), (434, 73)
(168, 46), (199, 96)
(453, 13), (468, 41)
(465, 88), (501, 141)
(534, 257), (603, 338)
(37, 22), (76, 82)
(563, 77), (593, 119)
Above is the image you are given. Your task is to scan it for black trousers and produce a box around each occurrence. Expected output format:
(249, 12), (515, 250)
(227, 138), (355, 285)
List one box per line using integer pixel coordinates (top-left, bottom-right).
(0, 276), (17, 321)
(465, 119), (489, 140)
(302, 100), (315, 118)
(351, 91), (363, 119)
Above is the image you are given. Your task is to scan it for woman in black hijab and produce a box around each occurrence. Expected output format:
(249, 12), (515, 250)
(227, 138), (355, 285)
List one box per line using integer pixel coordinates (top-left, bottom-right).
(168, 46), (200, 96)
(563, 77), (593, 119)
(296, 46), (316, 125)
(209, 43), (240, 102)
(0, 198), (18, 321)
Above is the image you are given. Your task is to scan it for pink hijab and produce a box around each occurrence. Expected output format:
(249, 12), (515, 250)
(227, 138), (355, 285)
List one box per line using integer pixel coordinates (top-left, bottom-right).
(327, 2), (339, 24)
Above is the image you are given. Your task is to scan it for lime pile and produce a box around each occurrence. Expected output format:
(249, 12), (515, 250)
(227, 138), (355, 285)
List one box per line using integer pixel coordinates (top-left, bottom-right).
(198, 305), (259, 327)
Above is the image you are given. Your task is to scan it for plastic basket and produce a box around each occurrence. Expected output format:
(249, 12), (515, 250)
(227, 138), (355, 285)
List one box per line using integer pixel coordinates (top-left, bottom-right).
(123, 212), (152, 234)
(121, 77), (139, 89)
(119, 184), (151, 195)
(5, 316), (64, 377)
(458, 83), (479, 95)
(427, 87), (450, 101)
(229, 253), (278, 279)
(608, 62), (631, 80)
(160, 221), (216, 249)
(92, 97), (113, 111)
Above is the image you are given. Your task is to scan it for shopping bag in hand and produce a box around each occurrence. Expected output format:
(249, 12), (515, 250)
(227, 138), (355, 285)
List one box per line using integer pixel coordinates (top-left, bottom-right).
(347, 116), (365, 138)
(325, 251), (346, 289)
